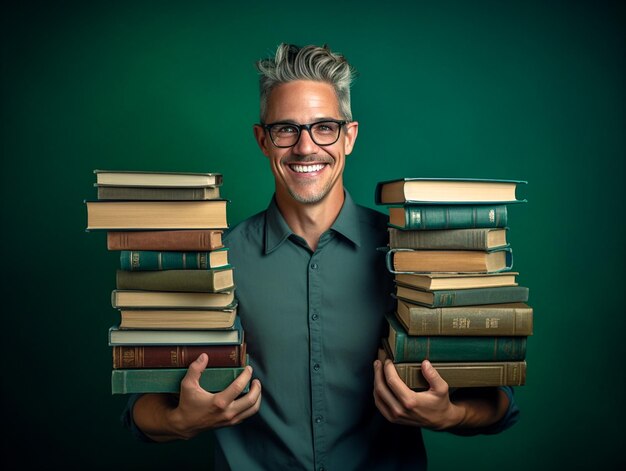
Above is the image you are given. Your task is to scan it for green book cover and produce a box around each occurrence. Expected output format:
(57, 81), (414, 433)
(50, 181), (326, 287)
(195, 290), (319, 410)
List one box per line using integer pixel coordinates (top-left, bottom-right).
(116, 267), (234, 292)
(120, 248), (230, 271)
(385, 312), (527, 361)
(387, 205), (508, 230)
(394, 284), (529, 308)
(111, 360), (249, 394)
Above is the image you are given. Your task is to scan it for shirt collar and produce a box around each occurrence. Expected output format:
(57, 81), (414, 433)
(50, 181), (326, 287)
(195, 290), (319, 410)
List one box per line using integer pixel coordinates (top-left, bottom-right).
(264, 191), (363, 254)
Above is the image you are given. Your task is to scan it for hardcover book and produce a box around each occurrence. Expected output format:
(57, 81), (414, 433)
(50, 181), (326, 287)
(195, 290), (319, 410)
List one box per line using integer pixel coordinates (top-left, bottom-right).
(387, 205), (508, 231)
(394, 298), (533, 336)
(97, 185), (220, 201)
(384, 247), (513, 274)
(120, 248), (229, 271)
(107, 230), (224, 251)
(84, 199), (228, 230)
(112, 343), (247, 369)
(115, 268), (235, 293)
(111, 364), (249, 394)
(385, 312), (527, 362)
(108, 316), (244, 346)
(375, 178), (527, 205)
(379, 345), (526, 388)
(394, 283), (529, 308)
(118, 306), (238, 330)
(111, 289), (236, 309)
(394, 272), (518, 291)
(94, 169), (223, 187)
(388, 227), (508, 250)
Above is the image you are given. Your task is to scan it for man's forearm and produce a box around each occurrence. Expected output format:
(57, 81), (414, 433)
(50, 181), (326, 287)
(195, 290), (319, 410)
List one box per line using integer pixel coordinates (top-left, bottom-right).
(132, 393), (187, 442)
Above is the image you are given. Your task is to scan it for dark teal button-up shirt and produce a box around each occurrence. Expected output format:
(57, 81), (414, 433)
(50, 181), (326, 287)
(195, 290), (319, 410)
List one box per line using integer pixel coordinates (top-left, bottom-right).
(214, 192), (426, 470)
(122, 191), (519, 470)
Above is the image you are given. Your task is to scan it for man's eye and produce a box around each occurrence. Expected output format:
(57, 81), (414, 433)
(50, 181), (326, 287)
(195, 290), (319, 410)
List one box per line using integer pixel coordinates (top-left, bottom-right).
(275, 125), (298, 134)
(314, 123), (337, 133)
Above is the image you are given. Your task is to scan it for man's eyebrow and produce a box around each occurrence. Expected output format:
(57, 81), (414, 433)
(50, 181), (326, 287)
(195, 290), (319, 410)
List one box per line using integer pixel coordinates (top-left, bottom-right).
(269, 117), (340, 124)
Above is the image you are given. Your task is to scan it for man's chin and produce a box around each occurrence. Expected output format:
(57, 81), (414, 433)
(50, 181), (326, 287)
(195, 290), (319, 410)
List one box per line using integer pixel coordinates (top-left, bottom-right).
(288, 190), (327, 204)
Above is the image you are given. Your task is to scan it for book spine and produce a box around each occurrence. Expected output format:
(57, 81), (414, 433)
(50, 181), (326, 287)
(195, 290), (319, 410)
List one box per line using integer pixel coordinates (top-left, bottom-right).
(385, 247), (513, 274)
(120, 251), (222, 270)
(397, 286), (529, 308)
(112, 344), (245, 368)
(107, 230), (224, 251)
(389, 228), (507, 250)
(394, 361), (527, 389)
(431, 286), (528, 307)
(402, 302), (533, 335)
(398, 205), (507, 230)
(391, 334), (527, 362)
(97, 186), (218, 201)
(111, 366), (247, 394)
(115, 269), (231, 293)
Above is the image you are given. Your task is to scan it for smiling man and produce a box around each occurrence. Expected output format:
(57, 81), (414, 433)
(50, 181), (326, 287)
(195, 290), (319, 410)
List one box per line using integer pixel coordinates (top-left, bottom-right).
(123, 43), (519, 470)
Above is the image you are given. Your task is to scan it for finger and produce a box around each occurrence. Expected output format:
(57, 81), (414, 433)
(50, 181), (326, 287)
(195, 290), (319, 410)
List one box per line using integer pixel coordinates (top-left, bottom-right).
(373, 360), (394, 420)
(230, 379), (263, 424)
(215, 365), (254, 403)
(421, 360), (449, 395)
(181, 353), (209, 389)
(382, 359), (416, 404)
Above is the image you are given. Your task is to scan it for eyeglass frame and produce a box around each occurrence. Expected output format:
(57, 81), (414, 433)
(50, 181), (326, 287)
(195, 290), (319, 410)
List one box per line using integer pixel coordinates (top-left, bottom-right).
(260, 119), (349, 148)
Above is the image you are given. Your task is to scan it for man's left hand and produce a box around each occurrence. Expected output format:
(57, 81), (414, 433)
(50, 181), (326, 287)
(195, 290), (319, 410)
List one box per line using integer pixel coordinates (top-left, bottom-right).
(373, 358), (465, 430)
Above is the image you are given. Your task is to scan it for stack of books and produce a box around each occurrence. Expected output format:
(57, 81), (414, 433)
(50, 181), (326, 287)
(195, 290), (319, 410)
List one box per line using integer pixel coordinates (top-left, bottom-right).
(375, 177), (532, 389)
(85, 170), (248, 395)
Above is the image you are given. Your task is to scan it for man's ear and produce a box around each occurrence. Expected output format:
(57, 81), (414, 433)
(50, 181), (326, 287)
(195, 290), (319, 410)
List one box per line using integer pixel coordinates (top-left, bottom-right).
(343, 121), (359, 156)
(253, 124), (271, 157)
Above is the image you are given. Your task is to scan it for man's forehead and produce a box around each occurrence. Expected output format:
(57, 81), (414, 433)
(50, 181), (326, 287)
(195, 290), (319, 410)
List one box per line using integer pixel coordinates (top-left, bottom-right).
(265, 80), (341, 121)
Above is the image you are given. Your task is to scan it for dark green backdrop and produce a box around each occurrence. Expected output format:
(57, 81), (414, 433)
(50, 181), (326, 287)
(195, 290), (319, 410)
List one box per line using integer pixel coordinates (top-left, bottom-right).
(2, 1), (624, 469)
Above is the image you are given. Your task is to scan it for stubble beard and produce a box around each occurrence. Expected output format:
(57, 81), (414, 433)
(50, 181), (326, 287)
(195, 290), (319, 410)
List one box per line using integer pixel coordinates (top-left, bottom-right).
(282, 155), (336, 204)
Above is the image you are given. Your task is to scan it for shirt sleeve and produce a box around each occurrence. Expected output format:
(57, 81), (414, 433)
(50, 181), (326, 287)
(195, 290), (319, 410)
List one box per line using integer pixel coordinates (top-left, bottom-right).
(120, 393), (158, 443)
(446, 386), (520, 437)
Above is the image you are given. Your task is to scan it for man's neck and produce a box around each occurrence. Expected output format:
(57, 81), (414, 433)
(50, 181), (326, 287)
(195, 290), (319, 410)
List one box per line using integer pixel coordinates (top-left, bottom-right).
(275, 184), (345, 252)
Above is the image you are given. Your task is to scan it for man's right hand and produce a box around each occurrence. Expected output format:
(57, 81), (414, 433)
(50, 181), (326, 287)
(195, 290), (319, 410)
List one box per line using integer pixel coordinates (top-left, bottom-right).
(133, 353), (262, 442)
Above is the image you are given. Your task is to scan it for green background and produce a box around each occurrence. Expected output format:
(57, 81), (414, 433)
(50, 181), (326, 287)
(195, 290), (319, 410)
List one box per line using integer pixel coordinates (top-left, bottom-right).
(2, 0), (624, 469)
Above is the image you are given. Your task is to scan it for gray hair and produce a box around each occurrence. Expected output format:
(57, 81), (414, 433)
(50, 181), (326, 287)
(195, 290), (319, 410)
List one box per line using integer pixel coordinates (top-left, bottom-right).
(256, 43), (356, 122)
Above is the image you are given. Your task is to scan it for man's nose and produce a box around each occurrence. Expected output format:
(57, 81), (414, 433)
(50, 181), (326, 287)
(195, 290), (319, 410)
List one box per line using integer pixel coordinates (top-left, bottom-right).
(292, 127), (319, 155)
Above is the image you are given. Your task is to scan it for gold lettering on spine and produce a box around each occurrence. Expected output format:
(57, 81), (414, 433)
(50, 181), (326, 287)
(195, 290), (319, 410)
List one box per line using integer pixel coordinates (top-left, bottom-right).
(452, 317), (471, 329)
(199, 253), (207, 269)
(489, 209), (495, 223)
(131, 251), (140, 269)
(485, 318), (500, 329)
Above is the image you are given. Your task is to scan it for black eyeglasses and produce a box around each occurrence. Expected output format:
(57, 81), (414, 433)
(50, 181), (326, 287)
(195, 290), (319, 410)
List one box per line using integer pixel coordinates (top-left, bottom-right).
(261, 119), (348, 148)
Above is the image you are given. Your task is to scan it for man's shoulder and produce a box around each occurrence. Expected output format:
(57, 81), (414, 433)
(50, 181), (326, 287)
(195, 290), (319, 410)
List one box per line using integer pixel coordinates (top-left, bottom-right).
(223, 209), (266, 247)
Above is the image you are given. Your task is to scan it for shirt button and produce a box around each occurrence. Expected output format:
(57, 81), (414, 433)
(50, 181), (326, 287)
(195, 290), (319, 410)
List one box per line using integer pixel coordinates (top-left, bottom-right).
(313, 363), (320, 371)
(315, 416), (323, 424)
(311, 312), (319, 321)
(310, 263), (318, 270)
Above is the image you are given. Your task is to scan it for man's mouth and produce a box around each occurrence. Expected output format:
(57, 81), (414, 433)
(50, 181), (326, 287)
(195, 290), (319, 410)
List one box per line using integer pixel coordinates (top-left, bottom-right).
(289, 163), (326, 173)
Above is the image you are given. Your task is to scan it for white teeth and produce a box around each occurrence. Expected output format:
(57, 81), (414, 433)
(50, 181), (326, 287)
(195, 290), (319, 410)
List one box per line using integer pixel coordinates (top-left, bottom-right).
(290, 164), (325, 173)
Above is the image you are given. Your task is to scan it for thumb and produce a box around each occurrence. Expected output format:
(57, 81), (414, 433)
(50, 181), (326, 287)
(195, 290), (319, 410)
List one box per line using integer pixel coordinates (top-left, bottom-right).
(421, 360), (448, 394)
(183, 353), (209, 386)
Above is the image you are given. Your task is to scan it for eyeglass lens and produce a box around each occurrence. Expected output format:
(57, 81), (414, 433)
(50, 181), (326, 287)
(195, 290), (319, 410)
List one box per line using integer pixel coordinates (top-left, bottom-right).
(270, 121), (342, 147)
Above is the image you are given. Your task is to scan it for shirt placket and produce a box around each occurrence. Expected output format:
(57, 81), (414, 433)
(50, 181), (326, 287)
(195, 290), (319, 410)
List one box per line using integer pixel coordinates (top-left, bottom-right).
(308, 235), (329, 471)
